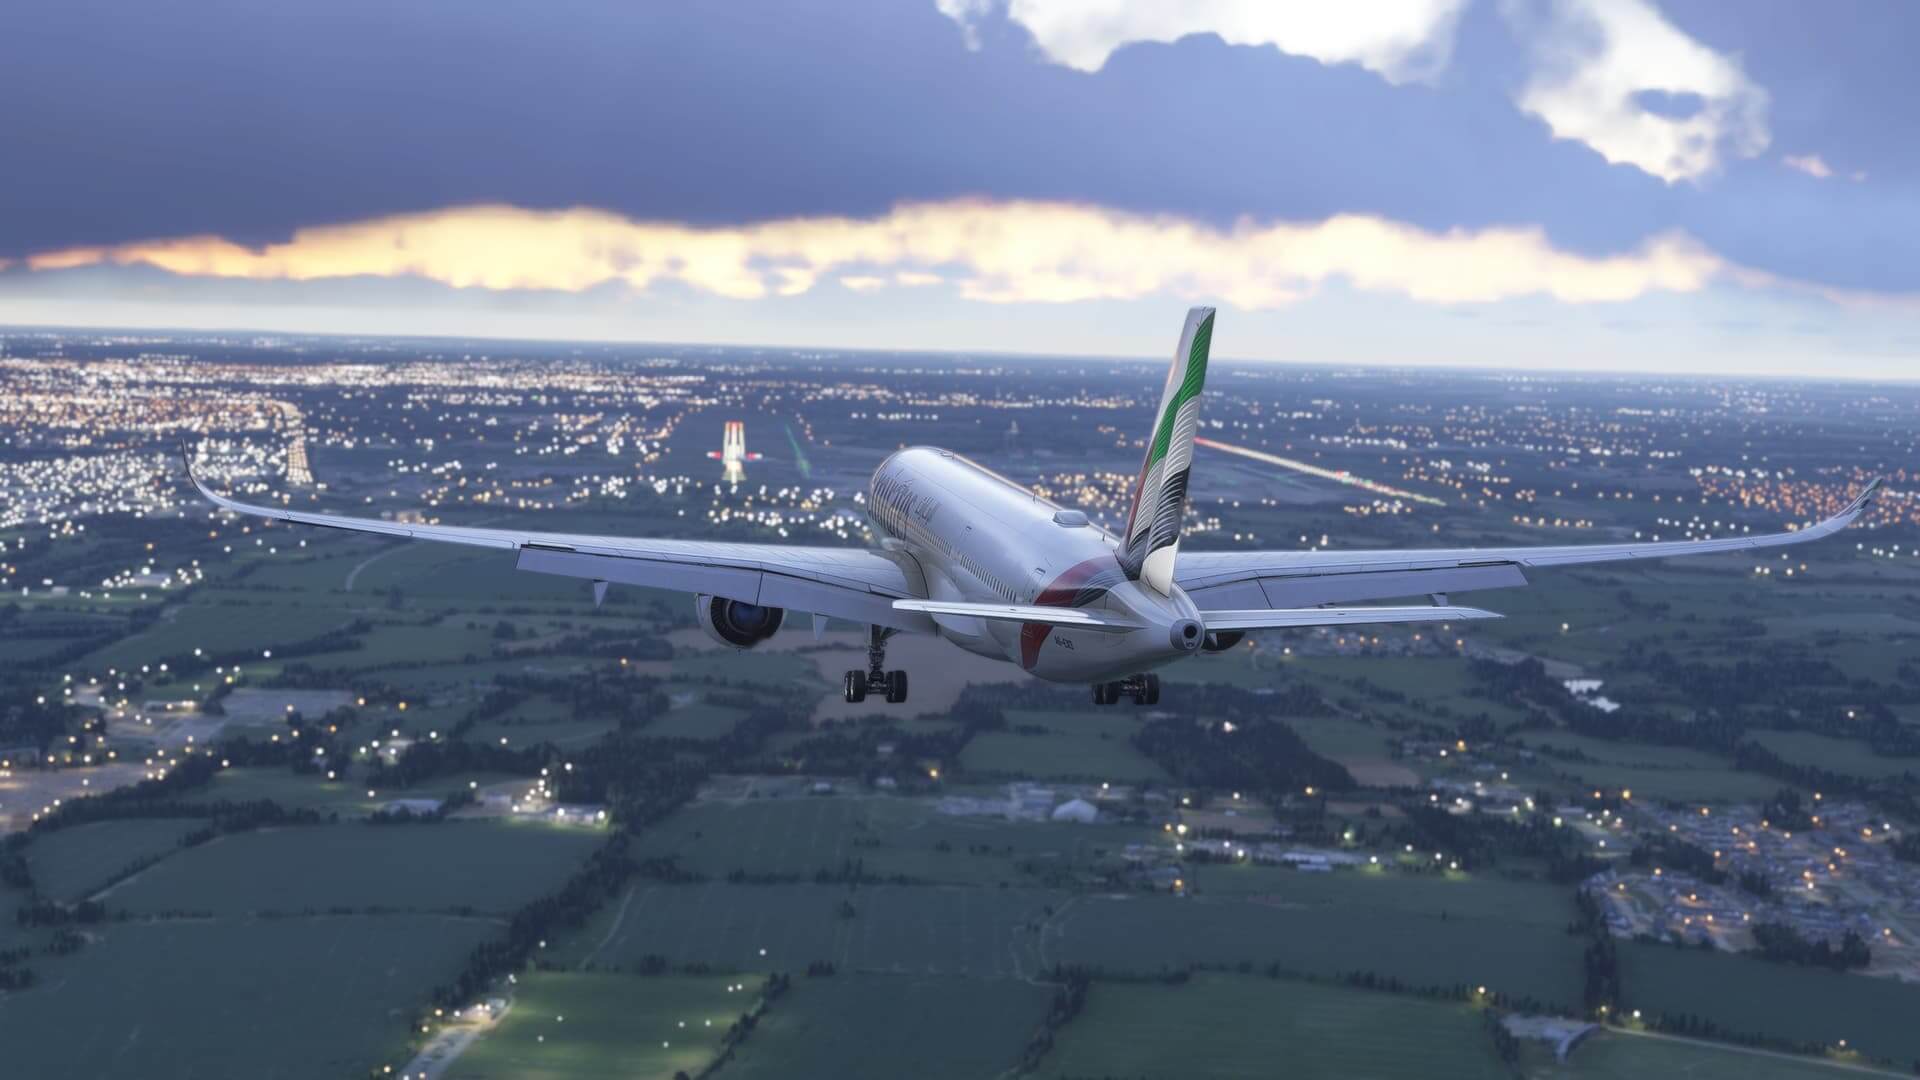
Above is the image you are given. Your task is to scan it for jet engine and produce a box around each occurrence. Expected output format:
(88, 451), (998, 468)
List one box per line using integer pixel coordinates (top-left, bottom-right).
(696, 594), (785, 648)
(1200, 629), (1245, 653)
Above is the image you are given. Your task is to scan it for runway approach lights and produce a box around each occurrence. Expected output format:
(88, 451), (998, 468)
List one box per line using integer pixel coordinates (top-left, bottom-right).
(708, 420), (763, 484)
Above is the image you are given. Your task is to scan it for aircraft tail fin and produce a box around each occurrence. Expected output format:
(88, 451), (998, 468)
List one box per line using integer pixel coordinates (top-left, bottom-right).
(1121, 306), (1215, 594)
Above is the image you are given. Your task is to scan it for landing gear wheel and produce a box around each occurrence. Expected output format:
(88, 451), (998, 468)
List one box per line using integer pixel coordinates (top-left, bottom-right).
(1091, 682), (1109, 706)
(843, 670), (867, 703)
(1142, 673), (1161, 706)
(885, 670), (909, 704)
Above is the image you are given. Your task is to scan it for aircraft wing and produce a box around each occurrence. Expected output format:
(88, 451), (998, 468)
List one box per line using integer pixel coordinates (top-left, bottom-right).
(186, 465), (935, 633)
(1198, 605), (1501, 632)
(892, 599), (1145, 632)
(1177, 478), (1882, 610)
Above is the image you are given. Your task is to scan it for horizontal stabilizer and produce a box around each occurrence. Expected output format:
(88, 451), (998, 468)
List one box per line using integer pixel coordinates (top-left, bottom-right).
(1201, 605), (1502, 632)
(892, 599), (1145, 633)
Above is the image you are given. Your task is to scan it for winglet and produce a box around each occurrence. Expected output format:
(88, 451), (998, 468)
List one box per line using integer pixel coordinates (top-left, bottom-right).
(181, 441), (219, 504)
(1787, 475), (1881, 541)
(1842, 476), (1884, 519)
(181, 440), (246, 515)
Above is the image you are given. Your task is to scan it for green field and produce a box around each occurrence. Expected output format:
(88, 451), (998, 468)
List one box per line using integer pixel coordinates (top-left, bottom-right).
(566, 872), (1584, 1009)
(447, 972), (745, 1080)
(564, 882), (1063, 978)
(1049, 890), (1584, 1009)
(720, 973), (1054, 1080)
(1620, 941), (1920, 1063)
(105, 820), (604, 916)
(0, 914), (492, 1080)
(1546, 1029), (1881, 1079)
(961, 710), (1171, 783)
(1747, 730), (1920, 782)
(633, 795), (1152, 886)
(78, 601), (362, 673)
(24, 817), (203, 900)
(178, 766), (517, 816)
(1041, 973), (1502, 1079)
(643, 700), (745, 739)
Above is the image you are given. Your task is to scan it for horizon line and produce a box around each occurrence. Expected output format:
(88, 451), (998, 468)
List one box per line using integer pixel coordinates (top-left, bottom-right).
(1, 317), (1916, 388)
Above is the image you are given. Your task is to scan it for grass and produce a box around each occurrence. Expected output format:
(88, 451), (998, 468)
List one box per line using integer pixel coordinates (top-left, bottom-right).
(720, 973), (1054, 1080)
(1510, 730), (1786, 802)
(105, 820), (604, 916)
(1041, 973), (1502, 1079)
(633, 796), (1152, 886)
(1620, 940), (1920, 1064)
(961, 711), (1171, 783)
(649, 650), (822, 688)
(0, 914), (493, 1080)
(24, 817), (204, 901)
(644, 701), (745, 739)
(562, 882), (1064, 979)
(1545, 1029), (1881, 1079)
(78, 601), (361, 673)
(178, 766), (514, 816)
(1181, 862), (1575, 930)
(1526, 757), (1781, 804)
(446, 972), (745, 1080)
(568, 871), (1583, 1010)
(1746, 730), (1920, 782)
(1049, 886), (1584, 1010)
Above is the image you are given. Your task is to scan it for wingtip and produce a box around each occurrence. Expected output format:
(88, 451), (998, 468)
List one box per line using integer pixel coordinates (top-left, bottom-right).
(179, 440), (221, 503)
(1843, 475), (1883, 517)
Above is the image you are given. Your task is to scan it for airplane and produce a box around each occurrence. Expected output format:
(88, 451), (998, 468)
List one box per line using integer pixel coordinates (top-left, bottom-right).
(187, 307), (1882, 708)
(707, 419), (762, 484)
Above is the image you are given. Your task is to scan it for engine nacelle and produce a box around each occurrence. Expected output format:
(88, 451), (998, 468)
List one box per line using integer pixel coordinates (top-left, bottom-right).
(1200, 629), (1245, 653)
(695, 594), (785, 649)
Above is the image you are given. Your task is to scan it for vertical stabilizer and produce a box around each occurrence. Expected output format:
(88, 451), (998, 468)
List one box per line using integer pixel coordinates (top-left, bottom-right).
(1121, 306), (1214, 594)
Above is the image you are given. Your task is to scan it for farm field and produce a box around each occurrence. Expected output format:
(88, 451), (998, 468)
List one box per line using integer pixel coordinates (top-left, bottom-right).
(0, 914), (492, 1080)
(104, 820), (604, 915)
(24, 816), (203, 900)
(1746, 730), (1920, 782)
(633, 795), (1150, 886)
(642, 699), (745, 739)
(1041, 973), (1502, 1079)
(1619, 941), (1920, 1064)
(564, 881), (1064, 979)
(1050, 890), (1585, 1009)
(446, 972), (745, 1080)
(720, 973), (1054, 1080)
(1544, 1029), (1882, 1079)
(76, 601), (362, 673)
(177, 766), (516, 816)
(960, 710), (1171, 783)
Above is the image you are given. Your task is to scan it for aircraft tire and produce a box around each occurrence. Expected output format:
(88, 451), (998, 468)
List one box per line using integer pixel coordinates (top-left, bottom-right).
(844, 670), (866, 703)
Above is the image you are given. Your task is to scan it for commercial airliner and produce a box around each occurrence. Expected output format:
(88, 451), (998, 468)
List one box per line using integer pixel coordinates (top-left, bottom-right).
(189, 308), (1881, 707)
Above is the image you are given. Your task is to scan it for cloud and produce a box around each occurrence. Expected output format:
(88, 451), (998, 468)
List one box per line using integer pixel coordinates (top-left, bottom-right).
(938, 0), (1468, 83)
(20, 200), (1739, 312)
(1782, 153), (1834, 179)
(1506, 0), (1769, 183)
(1781, 153), (1867, 183)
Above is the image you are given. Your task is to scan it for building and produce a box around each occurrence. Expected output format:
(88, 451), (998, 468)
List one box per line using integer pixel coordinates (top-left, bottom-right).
(1052, 798), (1099, 824)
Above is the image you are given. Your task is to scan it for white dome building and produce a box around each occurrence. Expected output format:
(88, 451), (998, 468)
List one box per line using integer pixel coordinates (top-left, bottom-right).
(1051, 797), (1099, 824)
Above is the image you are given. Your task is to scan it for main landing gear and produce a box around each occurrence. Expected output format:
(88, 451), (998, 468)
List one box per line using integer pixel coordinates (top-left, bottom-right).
(844, 626), (909, 704)
(1092, 673), (1160, 706)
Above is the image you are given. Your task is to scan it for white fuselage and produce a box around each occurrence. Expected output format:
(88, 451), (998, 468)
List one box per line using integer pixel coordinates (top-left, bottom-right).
(868, 447), (1201, 682)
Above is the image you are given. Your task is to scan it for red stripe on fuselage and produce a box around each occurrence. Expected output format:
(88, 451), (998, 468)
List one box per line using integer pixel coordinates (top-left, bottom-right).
(1018, 556), (1124, 669)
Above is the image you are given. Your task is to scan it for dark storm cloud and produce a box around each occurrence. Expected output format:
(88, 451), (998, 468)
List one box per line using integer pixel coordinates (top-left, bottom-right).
(0, 0), (1916, 292)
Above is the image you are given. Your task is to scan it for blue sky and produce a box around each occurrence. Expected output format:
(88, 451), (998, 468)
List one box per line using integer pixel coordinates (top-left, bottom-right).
(2, 0), (1917, 377)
